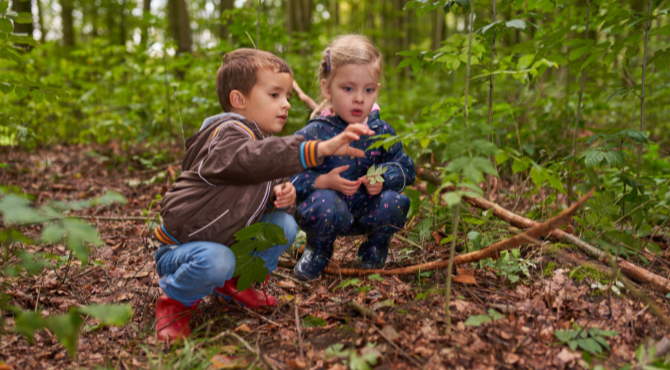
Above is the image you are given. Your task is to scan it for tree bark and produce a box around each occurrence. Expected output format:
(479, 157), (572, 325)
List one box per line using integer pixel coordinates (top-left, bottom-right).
(286, 0), (293, 34)
(433, 10), (444, 50)
(217, 0), (234, 40)
(11, 0), (33, 37)
(60, 0), (75, 46)
(140, 0), (152, 47)
(167, 0), (193, 53)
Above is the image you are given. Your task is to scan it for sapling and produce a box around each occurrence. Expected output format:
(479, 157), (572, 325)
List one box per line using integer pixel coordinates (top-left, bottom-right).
(366, 164), (387, 185)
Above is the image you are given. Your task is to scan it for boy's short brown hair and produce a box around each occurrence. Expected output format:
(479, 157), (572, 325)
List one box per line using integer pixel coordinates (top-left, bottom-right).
(216, 49), (293, 112)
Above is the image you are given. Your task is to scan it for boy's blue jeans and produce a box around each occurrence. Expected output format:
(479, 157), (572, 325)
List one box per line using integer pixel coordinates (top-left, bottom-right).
(154, 211), (298, 307)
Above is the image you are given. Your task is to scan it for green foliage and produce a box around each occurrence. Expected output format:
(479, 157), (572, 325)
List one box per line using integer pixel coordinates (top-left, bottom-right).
(333, 278), (361, 291)
(0, 190), (131, 358)
(303, 316), (327, 328)
(554, 325), (618, 355)
(480, 249), (537, 284)
(464, 309), (506, 327)
(366, 164), (387, 185)
(230, 221), (287, 291)
(324, 342), (381, 370)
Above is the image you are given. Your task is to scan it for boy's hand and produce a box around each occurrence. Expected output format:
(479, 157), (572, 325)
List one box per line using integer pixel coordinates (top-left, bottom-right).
(273, 182), (296, 208)
(359, 175), (383, 196)
(314, 165), (360, 196)
(317, 124), (375, 158)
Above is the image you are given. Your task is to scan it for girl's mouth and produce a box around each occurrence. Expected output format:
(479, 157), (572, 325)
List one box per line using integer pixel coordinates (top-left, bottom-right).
(351, 109), (363, 116)
(277, 115), (287, 122)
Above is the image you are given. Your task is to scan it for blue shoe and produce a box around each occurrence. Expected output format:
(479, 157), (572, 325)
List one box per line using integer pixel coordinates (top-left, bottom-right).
(293, 235), (335, 281)
(357, 234), (393, 269)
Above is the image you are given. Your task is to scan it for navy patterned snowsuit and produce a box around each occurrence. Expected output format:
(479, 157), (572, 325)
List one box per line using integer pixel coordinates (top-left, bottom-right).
(290, 111), (415, 279)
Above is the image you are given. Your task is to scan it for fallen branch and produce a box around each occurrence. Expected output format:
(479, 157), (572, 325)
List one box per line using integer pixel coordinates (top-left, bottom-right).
(323, 189), (591, 276)
(416, 168), (670, 295)
(346, 300), (379, 320)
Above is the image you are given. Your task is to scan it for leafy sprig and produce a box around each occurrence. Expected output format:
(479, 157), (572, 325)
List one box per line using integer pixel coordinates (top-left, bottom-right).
(230, 221), (287, 291)
(366, 164), (387, 185)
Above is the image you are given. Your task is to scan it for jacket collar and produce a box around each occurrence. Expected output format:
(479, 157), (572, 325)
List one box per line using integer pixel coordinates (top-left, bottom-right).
(312, 110), (382, 130)
(201, 112), (265, 139)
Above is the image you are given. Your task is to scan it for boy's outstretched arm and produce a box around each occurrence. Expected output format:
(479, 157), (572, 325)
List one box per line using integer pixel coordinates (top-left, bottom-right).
(198, 124), (374, 186)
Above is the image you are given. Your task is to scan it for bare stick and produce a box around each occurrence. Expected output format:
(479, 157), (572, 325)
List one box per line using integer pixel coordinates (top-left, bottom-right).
(295, 299), (304, 359)
(207, 330), (278, 370)
(372, 325), (424, 368)
(173, 85), (186, 150)
(464, 0), (476, 118)
(444, 201), (461, 334)
(346, 300), (379, 320)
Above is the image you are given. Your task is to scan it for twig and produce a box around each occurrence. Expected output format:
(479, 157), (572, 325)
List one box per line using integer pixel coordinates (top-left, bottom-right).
(292, 80), (317, 110)
(295, 299), (304, 360)
(444, 198), (461, 335)
(173, 85), (186, 150)
(73, 215), (155, 221)
(270, 271), (312, 288)
(372, 325), (424, 368)
(207, 330), (278, 370)
(346, 300), (379, 320)
(242, 306), (280, 327)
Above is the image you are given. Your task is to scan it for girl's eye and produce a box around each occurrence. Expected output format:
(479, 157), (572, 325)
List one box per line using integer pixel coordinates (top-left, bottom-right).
(366, 88), (375, 93)
(270, 93), (279, 98)
(344, 86), (353, 92)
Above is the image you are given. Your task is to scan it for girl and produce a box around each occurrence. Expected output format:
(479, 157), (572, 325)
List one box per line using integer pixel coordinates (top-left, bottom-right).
(291, 35), (415, 280)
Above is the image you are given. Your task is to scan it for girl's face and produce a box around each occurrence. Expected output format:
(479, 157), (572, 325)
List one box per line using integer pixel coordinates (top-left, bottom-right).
(321, 63), (380, 124)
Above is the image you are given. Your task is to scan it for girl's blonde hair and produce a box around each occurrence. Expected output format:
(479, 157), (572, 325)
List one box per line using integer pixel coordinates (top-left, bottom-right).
(310, 35), (383, 119)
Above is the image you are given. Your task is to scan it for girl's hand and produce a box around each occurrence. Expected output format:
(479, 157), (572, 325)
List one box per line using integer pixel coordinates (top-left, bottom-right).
(314, 165), (361, 196)
(317, 124), (375, 158)
(273, 182), (296, 208)
(359, 175), (383, 196)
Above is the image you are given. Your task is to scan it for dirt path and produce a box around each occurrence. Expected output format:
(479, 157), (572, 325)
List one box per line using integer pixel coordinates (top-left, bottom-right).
(1, 144), (668, 369)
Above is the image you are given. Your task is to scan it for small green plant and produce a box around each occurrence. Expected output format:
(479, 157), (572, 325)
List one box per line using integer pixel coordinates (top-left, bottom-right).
(325, 342), (381, 370)
(229, 222), (288, 291)
(333, 278), (360, 291)
(481, 249), (536, 284)
(366, 164), (387, 185)
(554, 325), (618, 355)
(464, 309), (505, 327)
(303, 316), (327, 328)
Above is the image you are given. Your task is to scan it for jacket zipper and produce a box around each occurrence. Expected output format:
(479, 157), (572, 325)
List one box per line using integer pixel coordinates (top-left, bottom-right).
(247, 181), (271, 226)
(188, 209), (230, 237)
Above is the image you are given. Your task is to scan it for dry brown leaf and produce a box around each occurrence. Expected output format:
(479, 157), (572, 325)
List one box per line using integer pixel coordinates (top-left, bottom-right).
(277, 280), (296, 288)
(453, 274), (478, 285)
(380, 325), (400, 341)
(233, 323), (252, 333)
(286, 358), (307, 369)
(504, 353), (520, 364)
(209, 355), (248, 369)
(556, 348), (581, 365)
(122, 270), (150, 279)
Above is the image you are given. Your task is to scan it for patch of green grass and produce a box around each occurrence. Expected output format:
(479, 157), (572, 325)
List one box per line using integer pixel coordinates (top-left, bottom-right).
(544, 262), (556, 277)
(546, 243), (571, 254)
(569, 265), (610, 284)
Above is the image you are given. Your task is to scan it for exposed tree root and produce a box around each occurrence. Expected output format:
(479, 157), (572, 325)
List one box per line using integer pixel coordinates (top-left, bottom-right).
(322, 188), (592, 276)
(415, 168), (670, 295)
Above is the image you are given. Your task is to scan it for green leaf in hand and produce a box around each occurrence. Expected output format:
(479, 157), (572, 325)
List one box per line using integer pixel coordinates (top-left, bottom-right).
(366, 164), (387, 185)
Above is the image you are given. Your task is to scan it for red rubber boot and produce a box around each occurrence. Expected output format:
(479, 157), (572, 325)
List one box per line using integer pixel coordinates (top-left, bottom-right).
(215, 276), (277, 309)
(155, 295), (196, 341)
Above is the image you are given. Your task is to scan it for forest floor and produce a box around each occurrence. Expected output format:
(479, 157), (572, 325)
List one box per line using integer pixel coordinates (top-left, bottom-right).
(1, 144), (670, 370)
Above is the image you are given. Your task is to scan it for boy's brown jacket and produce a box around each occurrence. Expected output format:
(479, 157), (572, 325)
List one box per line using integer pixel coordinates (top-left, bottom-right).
(157, 113), (322, 247)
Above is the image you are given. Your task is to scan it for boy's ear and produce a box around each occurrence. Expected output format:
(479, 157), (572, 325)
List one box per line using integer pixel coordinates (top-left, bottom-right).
(229, 90), (246, 109)
(320, 79), (331, 101)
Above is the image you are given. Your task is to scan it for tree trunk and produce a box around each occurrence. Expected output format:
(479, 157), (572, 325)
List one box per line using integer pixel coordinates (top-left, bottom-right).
(11, 0), (34, 38)
(119, 0), (127, 45)
(433, 10), (444, 50)
(140, 0), (152, 47)
(301, 0), (311, 32)
(217, 0), (234, 40)
(36, 0), (46, 42)
(60, 0), (75, 46)
(286, 0), (293, 34)
(167, 0), (193, 53)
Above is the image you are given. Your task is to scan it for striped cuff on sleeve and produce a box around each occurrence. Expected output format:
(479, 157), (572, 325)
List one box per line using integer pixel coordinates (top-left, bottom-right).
(299, 140), (320, 168)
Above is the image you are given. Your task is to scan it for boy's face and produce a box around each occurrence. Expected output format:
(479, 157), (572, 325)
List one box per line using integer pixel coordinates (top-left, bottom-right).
(232, 69), (293, 136)
(321, 63), (380, 125)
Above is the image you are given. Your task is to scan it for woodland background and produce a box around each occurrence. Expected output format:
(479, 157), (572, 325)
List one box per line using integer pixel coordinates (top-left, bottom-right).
(1, 0), (670, 369)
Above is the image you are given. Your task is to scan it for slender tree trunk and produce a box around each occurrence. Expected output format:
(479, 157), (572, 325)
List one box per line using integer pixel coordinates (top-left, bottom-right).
(433, 10), (444, 50)
(119, 0), (127, 45)
(217, 0), (234, 40)
(302, 0), (311, 32)
(487, 0), (496, 128)
(464, 0), (475, 118)
(294, 0), (304, 32)
(333, 0), (339, 27)
(572, 0), (589, 157)
(140, 0), (152, 47)
(286, 0), (293, 34)
(11, 0), (34, 37)
(167, 0), (193, 53)
(636, 0), (652, 182)
(36, 0), (46, 42)
(60, 0), (75, 46)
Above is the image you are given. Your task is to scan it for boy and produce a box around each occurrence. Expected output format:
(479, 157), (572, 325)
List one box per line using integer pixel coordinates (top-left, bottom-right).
(153, 49), (375, 341)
